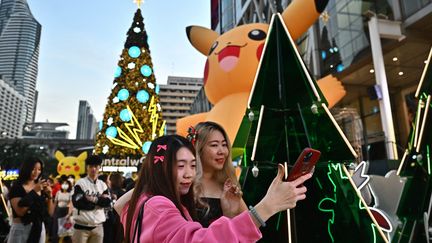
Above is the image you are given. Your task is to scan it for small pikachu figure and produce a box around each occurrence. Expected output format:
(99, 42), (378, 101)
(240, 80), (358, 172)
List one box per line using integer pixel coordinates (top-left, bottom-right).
(55, 151), (87, 179)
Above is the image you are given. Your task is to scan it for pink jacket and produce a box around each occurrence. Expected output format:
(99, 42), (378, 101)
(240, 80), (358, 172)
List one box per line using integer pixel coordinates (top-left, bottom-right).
(121, 195), (262, 242)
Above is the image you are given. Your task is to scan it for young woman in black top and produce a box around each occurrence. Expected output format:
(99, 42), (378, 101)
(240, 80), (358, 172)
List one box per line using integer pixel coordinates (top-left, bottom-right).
(191, 122), (246, 227)
(7, 157), (54, 243)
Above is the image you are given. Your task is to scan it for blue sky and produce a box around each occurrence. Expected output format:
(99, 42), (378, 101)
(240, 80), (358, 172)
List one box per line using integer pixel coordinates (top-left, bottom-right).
(29, 0), (210, 139)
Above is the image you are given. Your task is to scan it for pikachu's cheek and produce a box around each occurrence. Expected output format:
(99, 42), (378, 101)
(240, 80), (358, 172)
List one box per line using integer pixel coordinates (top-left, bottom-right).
(75, 166), (80, 172)
(257, 43), (264, 60)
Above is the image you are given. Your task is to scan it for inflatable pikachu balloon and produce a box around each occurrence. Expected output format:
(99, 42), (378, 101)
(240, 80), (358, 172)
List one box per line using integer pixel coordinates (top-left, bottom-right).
(55, 151), (87, 179)
(177, 0), (346, 143)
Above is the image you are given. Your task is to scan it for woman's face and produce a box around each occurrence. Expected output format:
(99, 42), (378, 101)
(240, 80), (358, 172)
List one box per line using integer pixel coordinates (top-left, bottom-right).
(201, 130), (229, 173)
(175, 147), (196, 195)
(30, 162), (42, 181)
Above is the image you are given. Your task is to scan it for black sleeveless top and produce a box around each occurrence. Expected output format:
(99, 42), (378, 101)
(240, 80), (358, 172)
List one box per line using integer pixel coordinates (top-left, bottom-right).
(196, 197), (223, 227)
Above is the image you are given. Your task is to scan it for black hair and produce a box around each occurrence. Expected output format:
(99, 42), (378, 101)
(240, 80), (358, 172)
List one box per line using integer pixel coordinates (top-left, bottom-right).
(86, 155), (102, 166)
(124, 135), (196, 243)
(16, 156), (44, 185)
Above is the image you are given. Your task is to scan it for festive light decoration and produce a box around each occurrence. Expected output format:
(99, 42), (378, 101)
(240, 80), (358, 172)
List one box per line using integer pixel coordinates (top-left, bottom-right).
(318, 163), (391, 242)
(140, 65), (152, 77)
(136, 90), (150, 103)
(128, 46), (141, 58)
(128, 62), (136, 69)
(117, 89), (130, 101)
(94, 9), (165, 157)
(142, 141), (151, 153)
(108, 105), (144, 150)
(147, 96), (167, 139)
(114, 66), (122, 78)
(120, 108), (132, 122)
(106, 126), (118, 138)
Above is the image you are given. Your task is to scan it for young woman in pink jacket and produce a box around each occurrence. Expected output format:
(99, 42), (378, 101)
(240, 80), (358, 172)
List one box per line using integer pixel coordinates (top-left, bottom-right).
(119, 135), (311, 242)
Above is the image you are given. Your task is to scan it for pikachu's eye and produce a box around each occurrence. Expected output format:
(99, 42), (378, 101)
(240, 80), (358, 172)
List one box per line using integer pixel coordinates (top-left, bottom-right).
(209, 41), (218, 55)
(248, 29), (266, 41)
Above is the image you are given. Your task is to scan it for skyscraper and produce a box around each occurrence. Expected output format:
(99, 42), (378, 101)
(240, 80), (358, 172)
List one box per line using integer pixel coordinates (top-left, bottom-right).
(76, 100), (98, 140)
(0, 77), (25, 138)
(0, 0), (41, 124)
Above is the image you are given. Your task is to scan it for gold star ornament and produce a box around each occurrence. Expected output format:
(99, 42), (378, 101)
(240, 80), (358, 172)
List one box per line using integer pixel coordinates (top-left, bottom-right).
(320, 10), (330, 24)
(134, 0), (144, 8)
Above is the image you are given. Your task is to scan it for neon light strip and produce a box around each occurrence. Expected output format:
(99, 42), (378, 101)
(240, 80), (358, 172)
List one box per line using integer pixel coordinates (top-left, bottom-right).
(243, 147), (248, 167)
(416, 95), (431, 152)
(397, 149), (409, 176)
(414, 99), (423, 148)
(315, 177), (323, 190)
(321, 103), (358, 158)
(371, 224), (378, 243)
(341, 165), (389, 243)
(286, 209), (292, 243)
(428, 145), (431, 175)
(317, 164), (337, 242)
(0, 179), (11, 218)
(251, 105), (265, 161)
(415, 47), (432, 98)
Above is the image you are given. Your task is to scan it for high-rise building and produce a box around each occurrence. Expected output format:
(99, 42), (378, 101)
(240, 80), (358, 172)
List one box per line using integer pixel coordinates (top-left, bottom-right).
(0, 77), (25, 138)
(0, 0), (41, 124)
(76, 100), (98, 140)
(159, 76), (203, 135)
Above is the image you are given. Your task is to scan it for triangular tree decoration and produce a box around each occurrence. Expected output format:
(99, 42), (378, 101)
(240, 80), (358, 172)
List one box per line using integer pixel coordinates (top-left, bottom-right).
(394, 47), (432, 242)
(236, 14), (388, 242)
(94, 8), (165, 158)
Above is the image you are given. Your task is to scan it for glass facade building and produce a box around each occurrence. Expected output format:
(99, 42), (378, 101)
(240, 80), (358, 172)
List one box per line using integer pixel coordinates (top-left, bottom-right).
(0, 0), (41, 124)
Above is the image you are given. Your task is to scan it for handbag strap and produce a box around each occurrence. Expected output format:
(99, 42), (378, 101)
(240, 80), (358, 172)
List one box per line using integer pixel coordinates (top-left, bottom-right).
(131, 196), (152, 243)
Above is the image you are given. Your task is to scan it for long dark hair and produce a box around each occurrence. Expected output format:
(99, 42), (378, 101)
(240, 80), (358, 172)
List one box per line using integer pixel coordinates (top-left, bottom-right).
(16, 156), (44, 185)
(124, 135), (197, 243)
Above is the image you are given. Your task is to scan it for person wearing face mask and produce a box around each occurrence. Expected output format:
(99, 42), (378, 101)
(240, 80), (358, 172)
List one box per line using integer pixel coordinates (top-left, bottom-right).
(51, 180), (73, 243)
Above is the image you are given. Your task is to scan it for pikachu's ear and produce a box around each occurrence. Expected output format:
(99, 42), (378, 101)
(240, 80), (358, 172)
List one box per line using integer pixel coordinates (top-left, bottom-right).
(282, 0), (327, 40)
(186, 25), (219, 56)
(78, 152), (88, 161)
(55, 151), (65, 161)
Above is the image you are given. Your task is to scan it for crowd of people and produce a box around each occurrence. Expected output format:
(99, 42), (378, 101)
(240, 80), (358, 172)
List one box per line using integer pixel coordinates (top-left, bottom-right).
(0, 121), (313, 242)
(1, 156), (134, 243)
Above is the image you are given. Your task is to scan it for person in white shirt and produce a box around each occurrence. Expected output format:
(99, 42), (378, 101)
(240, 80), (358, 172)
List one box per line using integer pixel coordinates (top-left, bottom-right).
(71, 155), (111, 243)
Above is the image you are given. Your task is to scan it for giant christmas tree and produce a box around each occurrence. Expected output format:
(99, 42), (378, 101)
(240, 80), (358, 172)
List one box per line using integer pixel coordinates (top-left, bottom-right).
(94, 7), (165, 158)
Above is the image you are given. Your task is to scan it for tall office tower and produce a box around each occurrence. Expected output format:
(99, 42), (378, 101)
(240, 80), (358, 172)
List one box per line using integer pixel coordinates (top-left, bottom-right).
(76, 100), (98, 140)
(0, 77), (26, 138)
(159, 76), (203, 135)
(0, 0), (41, 124)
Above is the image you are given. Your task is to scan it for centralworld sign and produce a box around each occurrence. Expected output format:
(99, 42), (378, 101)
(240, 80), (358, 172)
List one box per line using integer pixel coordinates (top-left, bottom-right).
(101, 156), (145, 167)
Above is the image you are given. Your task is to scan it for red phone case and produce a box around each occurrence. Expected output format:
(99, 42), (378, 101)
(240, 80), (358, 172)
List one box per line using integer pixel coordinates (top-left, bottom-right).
(287, 148), (321, 181)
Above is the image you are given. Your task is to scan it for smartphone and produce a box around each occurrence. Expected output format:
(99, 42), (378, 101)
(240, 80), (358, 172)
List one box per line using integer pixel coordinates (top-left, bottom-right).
(287, 148), (321, 181)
